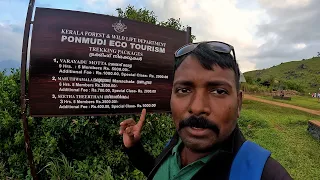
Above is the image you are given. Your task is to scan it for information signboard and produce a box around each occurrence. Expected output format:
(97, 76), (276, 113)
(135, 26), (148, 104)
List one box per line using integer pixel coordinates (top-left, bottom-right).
(29, 8), (187, 116)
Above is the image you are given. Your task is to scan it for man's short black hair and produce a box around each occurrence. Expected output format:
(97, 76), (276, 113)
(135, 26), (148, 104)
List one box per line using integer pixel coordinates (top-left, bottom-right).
(174, 42), (241, 91)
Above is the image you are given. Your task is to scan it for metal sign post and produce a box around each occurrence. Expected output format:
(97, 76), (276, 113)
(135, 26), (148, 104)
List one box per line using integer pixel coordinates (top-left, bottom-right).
(21, 0), (37, 179)
(186, 26), (192, 43)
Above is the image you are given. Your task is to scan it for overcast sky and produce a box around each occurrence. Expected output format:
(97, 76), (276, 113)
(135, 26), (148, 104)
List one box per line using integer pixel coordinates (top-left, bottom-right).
(0, 0), (319, 72)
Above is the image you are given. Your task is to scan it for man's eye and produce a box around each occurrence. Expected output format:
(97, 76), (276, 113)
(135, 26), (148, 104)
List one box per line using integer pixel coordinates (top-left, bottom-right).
(176, 88), (191, 94)
(211, 89), (228, 95)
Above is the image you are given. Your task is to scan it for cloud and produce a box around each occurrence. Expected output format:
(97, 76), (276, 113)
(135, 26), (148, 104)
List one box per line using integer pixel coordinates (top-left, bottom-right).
(252, 0), (320, 69)
(0, 0), (29, 70)
(0, 0), (28, 23)
(2, 0), (318, 72)
(0, 0), (268, 72)
(0, 60), (20, 71)
(83, 0), (130, 15)
(115, 0), (270, 72)
(258, 0), (311, 9)
(0, 22), (23, 62)
(294, 43), (306, 50)
(132, 0), (319, 71)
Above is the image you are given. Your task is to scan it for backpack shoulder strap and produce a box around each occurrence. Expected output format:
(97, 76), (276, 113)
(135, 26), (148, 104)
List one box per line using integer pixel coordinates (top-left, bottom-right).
(229, 140), (271, 180)
(164, 139), (172, 148)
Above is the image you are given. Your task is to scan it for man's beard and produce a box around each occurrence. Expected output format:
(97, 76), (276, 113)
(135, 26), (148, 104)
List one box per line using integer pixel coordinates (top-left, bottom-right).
(178, 115), (220, 136)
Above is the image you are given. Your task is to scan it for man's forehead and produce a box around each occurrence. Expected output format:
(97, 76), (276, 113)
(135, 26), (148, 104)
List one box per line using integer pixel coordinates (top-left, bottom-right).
(173, 56), (236, 84)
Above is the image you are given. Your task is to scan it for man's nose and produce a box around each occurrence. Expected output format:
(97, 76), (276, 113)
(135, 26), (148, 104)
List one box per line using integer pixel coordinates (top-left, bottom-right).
(188, 90), (211, 116)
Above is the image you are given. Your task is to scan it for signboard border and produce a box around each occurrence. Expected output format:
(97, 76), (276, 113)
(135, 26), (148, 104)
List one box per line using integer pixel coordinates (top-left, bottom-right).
(28, 7), (192, 117)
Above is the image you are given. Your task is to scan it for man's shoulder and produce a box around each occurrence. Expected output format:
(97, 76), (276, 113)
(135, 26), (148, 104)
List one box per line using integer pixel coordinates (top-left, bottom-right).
(262, 157), (293, 180)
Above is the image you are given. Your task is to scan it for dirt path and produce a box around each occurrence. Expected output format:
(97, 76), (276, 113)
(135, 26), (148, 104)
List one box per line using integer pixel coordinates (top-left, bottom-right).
(244, 94), (320, 116)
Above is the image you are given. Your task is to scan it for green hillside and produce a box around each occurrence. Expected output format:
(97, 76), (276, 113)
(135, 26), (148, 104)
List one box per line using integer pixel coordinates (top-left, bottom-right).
(244, 57), (320, 93)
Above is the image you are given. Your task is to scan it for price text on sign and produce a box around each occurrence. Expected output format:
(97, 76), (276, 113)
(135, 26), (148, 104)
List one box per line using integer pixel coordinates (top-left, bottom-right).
(29, 8), (187, 116)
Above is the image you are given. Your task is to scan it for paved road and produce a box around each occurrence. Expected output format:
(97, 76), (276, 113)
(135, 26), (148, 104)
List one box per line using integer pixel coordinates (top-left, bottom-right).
(243, 94), (320, 116)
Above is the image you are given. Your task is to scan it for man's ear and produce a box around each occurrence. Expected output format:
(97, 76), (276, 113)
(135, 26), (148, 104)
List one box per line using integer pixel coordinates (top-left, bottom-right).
(237, 90), (243, 118)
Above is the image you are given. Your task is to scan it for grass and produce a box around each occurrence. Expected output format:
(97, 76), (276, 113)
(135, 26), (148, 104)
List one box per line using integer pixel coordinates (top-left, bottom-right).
(44, 154), (115, 180)
(239, 100), (320, 180)
(255, 95), (320, 110)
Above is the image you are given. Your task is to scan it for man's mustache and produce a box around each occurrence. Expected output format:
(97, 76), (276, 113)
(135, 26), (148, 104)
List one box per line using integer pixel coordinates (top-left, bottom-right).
(178, 116), (220, 136)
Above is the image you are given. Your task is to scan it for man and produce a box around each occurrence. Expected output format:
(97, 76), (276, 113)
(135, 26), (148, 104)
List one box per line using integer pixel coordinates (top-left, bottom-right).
(119, 41), (292, 180)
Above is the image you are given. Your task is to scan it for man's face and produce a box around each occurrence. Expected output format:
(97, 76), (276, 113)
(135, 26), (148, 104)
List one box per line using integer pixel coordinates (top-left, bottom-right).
(170, 55), (242, 152)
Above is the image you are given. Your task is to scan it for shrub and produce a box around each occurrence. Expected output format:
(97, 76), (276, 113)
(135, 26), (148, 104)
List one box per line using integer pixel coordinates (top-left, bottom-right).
(241, 83), (272, 94)
(282, 80), (306, 93)
(0, 69), (174, 179)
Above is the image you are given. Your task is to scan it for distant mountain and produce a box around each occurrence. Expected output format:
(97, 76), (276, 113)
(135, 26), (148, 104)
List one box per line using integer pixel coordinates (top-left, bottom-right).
(0, 60), (20, 71)
(244, 57), (320, 93)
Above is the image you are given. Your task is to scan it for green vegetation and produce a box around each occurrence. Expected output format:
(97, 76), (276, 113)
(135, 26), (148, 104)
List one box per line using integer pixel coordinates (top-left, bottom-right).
(116, 5), (196, 42)
(244, 57), (320, 93)
(0, 68), (175, 179)
(240, 83), (272, 94)
(239, 100), (320, 180)
(256, 95), (320, 110)
(2, 68), (320, 179)
(1, 4), (319, 180)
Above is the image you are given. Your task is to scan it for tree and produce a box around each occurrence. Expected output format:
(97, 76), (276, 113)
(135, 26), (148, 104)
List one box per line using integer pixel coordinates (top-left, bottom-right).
(244, 75), (253, 84)
(116, 5), (157, 24)
(266, 75), (276, 88)
(116, 5), (196, 42)
(317, 52), (320, 57)
(256, 77), (262, 83)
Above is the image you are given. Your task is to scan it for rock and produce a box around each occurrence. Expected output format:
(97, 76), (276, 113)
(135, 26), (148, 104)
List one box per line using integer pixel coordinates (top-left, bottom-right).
(308, 120), (320, 141)
(298, 64), (307, 69)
